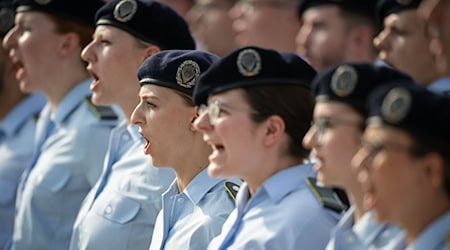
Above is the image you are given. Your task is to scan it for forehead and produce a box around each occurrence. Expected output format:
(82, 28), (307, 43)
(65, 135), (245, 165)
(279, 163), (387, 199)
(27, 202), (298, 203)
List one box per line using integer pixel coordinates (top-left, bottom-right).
(364, 125), (412, 143)
(314, 101), (360, 118)
(302, 5), (342, 22)
(207, 88), (247, 104)
(15, 11), (54, 25)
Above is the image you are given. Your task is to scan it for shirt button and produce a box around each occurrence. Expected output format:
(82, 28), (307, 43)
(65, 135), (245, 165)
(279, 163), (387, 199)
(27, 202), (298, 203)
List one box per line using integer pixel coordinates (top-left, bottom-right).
(346, 234), (354, 243)
(177, 197), (184, 203)
(122, 134), (130, 141)
(105, 205), (113, 214)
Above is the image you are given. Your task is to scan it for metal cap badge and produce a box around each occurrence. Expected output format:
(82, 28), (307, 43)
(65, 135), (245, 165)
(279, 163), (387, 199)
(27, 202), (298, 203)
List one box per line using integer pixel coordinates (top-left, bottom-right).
(381, 87), (411, 123)
(176, 60), (201, 89)
(237, 48), (261, 77)
(114, 0), (138, 22)
(331, 65), (358, 97)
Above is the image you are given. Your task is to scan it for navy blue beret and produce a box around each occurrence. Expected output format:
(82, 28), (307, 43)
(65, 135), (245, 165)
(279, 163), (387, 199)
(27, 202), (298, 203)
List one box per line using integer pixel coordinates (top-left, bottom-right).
(376, 0), (422, 24)
(367, 81), (450, 144)
(137, 50), (219, 96)
(96, 0), (195, 50)
(13, 0), (104, 27)
(297, 0), (377, 19)
(0, 0), (14, 37)
(312, 63), (412, 116)
(193, 46), (317, 105)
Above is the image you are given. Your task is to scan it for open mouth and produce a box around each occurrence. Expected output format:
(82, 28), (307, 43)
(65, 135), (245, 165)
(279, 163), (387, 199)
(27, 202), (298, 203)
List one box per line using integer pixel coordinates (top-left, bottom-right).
(139, 132), (151, 155)
(86, 68), (100, 91)
(11, 60), (24, 80)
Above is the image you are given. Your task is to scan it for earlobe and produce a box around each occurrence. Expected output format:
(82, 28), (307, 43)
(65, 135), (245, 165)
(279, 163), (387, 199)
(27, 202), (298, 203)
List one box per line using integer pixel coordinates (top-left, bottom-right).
(263, 115), (285, 146)
(422, 153), (444, 188)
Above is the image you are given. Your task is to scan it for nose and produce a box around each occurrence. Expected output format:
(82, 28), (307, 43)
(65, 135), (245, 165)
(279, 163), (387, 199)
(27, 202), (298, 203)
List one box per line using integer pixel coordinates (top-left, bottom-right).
(131, 101), (144, 126)
(193, 109), (213, 133)
(302, 125), (318, 150)
(373, 29), (390, 52)
(81, 40), (95, 63)
(2, 25), (18, 51)
(351, 147), (371, 184)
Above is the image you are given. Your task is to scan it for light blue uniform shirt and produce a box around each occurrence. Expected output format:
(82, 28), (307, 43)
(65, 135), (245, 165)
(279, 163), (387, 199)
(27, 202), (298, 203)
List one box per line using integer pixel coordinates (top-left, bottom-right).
(406, 211), (450, 250)
(208, 164), (341, 250)
(150, 169), (238, 250)
(428, 77), (450, 94)
(0, 94), (45, 249)
(11, 80), (117, 250)
(70, 122), (175, 250)
(326, 206), (406, 250)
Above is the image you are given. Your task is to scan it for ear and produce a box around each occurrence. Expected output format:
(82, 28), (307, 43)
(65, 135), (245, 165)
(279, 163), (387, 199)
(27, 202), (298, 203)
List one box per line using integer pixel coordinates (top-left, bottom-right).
(421, 152), (445, 189)
(262, 115), (285, 147)
(144, 45), (161, 59)
(58, 32), (81, 57)
(189, 106), (200, 132)
(349, 25), (374, 54)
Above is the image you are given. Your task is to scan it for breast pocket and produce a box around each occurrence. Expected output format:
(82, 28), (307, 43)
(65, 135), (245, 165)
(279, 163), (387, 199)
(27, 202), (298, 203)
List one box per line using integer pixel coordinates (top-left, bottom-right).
(93, 191), (140, 224)
(35, 167), (71, 193)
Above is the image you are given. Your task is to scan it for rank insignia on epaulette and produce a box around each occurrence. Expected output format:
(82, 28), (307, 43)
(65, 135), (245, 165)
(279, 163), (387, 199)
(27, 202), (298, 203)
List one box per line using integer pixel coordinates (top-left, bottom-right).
(84, 97), (118, 121)
(224, 181), (240, 202)
(306, 177), (348, 213)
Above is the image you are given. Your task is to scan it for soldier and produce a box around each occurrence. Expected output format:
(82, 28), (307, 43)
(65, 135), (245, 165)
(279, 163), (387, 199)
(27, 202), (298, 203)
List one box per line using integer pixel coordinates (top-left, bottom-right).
(69, 0), (196, 249)
(354, 81), (450, 249)
(0, 1), (45, 248)
(2, 0), (119, 249)
(132, 50), (239, 250)
(303, 63), (412, 249)
(194, 46), (341, 249)
(296, 0), (379, 72)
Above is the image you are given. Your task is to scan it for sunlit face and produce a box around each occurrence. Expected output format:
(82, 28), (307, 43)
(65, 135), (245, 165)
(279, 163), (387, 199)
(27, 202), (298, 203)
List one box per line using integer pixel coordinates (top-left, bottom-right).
(194, 89), (267, 179)
(229, 0), (300, 52)
(352, 126), (427, 224)
(187, 0), (238, 56)
(419, 0), (450, 75)
(131, 84), (196, 168)
(81, 25), (149, 106)
(296, 5), (350, 71)
(303, 102), (363, 189)
(2, 11), (63, 93)
(374, 10), (438, 85)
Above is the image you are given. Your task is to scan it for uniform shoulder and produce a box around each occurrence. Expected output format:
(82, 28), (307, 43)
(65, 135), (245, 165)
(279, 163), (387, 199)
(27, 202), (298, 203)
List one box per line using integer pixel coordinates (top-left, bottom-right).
(224, 181), (240, 202)
(306, 177), (349, 213)
(83, 96), (119, 121)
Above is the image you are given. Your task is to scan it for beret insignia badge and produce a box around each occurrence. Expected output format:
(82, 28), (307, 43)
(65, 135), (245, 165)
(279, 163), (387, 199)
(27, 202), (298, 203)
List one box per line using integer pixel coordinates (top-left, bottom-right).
(331, 65), (358, 97)
(176, 60), (201, 88)
(381, 87), (411, 123)
(114, 0), (138, 23)
(237, 48), (261, 77)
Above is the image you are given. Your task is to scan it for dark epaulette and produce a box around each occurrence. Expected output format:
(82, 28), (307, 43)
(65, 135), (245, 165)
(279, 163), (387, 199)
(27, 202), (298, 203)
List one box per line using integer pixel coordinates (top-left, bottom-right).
(84, 96), (118, 121)
(32, 111), (40, 124)
(224, 181), (240, 202)
(306, 177), (348, 213)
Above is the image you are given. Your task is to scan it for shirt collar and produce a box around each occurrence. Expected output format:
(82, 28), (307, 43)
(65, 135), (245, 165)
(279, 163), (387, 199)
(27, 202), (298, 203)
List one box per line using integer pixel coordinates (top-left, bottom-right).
(0, 93), (46, 137)
(410, 210), (450, 250)
(183, 168), (223, 205)
(52, 79), (92, 124)
(428, 77), (450, 94)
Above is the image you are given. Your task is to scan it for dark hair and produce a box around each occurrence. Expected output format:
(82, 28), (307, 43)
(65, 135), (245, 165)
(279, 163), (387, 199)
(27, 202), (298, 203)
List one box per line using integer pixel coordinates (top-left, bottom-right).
(242, 85), (314, 159)
(409, 133), (450, 198)
(48, 15), (94, 51)
(174, 90), (195, 107)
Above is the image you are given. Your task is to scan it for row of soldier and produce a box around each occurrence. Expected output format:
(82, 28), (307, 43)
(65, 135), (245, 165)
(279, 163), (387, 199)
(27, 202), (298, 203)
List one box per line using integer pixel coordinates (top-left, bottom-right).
(0, 0), (449, 249)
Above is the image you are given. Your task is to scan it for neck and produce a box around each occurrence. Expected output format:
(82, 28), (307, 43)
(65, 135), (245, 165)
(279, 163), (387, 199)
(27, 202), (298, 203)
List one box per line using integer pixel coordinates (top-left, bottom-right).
(345, 181), (367, 222)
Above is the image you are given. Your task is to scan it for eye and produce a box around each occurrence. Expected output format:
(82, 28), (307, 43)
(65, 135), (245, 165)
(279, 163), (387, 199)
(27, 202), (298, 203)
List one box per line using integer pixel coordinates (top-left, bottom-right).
(145, 101), (157, 109)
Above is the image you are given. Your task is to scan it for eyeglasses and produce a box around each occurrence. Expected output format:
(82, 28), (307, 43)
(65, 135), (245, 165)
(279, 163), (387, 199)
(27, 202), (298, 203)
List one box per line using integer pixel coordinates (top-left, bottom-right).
(359, 139), (423, 165)
(199, 100), (259, 125)
(238, 0), (295, 15)
(310, 117), (364, 144)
